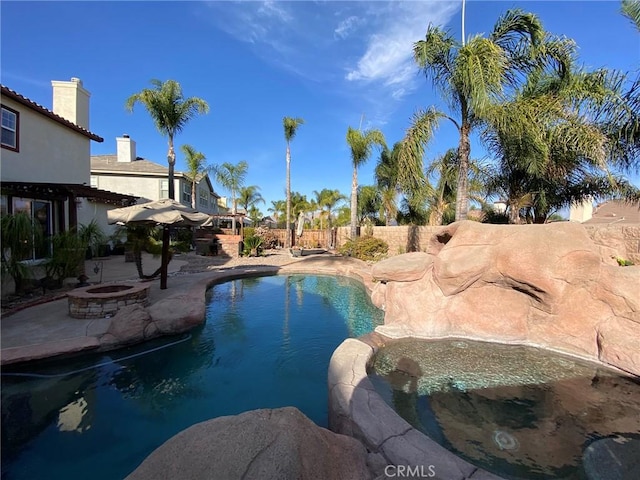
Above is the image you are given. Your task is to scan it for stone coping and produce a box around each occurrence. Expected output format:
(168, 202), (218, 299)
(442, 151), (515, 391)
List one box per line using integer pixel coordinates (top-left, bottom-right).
(328, 335), (504, 480)
(67, 282), (150, 300)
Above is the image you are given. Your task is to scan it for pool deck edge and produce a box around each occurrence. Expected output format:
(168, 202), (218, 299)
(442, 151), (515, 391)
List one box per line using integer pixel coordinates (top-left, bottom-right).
(328, 336), (505, 480)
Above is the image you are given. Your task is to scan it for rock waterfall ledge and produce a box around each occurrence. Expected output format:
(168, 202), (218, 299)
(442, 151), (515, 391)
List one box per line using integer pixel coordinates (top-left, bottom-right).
(369, 221), (639, 376)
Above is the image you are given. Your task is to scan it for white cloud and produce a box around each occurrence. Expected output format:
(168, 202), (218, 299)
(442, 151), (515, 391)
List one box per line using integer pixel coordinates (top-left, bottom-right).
(201, 0), (460, 124)
(258, 1), (292, 23)
(345, 2), (460, 89)
(391, 88), (406, 101)
(334, 15), (363, 39)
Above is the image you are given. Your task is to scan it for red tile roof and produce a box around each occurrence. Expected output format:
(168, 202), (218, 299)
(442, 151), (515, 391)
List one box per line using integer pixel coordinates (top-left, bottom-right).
(0, 85), (103, 142)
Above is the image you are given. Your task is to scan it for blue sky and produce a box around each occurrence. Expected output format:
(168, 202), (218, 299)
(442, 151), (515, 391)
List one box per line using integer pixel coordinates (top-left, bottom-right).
(2, 1), (638, 214)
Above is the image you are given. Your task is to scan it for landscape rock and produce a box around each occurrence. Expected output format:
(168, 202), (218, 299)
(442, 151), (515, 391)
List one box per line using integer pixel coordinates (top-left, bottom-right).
(100, 304), (151, 347)
(147, 294), (206, 334)
(371, 252), (433, 283)
(126, 407), (372, 480)
(375, 221), (640, 375)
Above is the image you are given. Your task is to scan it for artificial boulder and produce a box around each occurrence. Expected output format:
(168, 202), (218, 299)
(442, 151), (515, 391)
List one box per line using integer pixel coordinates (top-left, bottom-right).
(373, 221), (640, 375)
(126, 407), (372, 480)
(99, 304), (151, 347)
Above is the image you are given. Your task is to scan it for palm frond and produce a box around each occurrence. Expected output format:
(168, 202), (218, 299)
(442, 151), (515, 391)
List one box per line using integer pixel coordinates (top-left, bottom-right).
(622, 0), (640, 31)
(283, 117), (305, 142)
(398, 107), (445, 196)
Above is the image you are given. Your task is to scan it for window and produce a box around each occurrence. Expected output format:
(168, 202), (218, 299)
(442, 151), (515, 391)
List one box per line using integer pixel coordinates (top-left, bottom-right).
(199, 189), (208, 208)
(160, 179), (169, 199)
(182, 182), (192, 204)
(90, 176), (98, 188)
(1, 105), (19, 151)
(11, 197), (52, 260)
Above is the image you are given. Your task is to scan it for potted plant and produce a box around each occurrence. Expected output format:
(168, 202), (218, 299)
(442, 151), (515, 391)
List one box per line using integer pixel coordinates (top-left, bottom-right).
(79, 220), (107, 259)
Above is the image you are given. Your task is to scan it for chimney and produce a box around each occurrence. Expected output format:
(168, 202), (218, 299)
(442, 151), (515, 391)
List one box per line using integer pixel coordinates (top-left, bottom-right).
(569, 198), (593, 223)
(51, 77), (90, 129)
(116, 134), (136, 163)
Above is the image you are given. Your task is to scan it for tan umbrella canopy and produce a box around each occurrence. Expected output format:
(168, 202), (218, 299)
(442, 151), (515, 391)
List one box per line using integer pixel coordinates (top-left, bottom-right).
(107, 199), (211, 289)
(107, 199), (210, 226)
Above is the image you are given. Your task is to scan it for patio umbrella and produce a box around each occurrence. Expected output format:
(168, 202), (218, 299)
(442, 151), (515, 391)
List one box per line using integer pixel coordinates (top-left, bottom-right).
(296, 211), (305, 239)
(107, 199), (211, 289)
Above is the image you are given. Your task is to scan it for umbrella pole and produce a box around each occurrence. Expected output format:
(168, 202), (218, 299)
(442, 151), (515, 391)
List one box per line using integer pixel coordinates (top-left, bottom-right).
(160, 225), (170, 289)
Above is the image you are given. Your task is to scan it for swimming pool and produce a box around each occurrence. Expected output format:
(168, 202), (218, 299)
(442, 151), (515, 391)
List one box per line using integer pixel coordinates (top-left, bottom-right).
(1, 274), (383, 480)
(369, 338), (640, 480)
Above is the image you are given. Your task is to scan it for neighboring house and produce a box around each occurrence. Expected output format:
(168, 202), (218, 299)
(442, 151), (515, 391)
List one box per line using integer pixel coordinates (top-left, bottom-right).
(571, 199), (640, 225)
(0, 78), (137, 259)
(260, 216), (278, 228)
(90, 135), (221, 215)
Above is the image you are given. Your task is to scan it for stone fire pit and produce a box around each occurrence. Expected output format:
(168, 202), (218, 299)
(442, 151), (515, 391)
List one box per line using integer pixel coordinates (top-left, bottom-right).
(67, 283), (150, 319)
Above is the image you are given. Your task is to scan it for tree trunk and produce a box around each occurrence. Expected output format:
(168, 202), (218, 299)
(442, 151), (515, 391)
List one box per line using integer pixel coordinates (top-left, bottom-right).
(134, 247), (145, 279)
(455, 123), (470, 221)
(191, 180), (196, 209)
(285, 143), (291, 248)
(231, 196), (237, 233)
(350, 166), (359, 239)
(168, 135), (176, 200)
(160, 226), (170, 289)
(508, 201), (520, 224)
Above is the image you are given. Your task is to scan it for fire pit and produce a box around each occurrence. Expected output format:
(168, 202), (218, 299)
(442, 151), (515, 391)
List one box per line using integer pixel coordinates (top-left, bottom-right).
(67, 283), (150, 319)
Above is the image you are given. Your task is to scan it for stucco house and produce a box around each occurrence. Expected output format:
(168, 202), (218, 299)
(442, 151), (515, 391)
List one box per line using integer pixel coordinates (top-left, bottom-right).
(90, 135), (222, 216)
(0, 78), (137, 260)
(570, 199), (640, 224)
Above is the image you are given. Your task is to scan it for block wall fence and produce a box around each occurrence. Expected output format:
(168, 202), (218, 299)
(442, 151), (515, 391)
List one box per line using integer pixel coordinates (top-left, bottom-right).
(335, 224), (640, 264)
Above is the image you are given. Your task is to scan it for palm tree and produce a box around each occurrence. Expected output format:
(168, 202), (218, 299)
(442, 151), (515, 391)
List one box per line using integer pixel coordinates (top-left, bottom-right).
(424, 149), (488, 225)
(126, 79), (209, 200)
(484, 61), (636, 222)
(314, 188), (346, 229)
(238, 185), (265, 213)
(213, 161), (248, 233)
(399, 10), (549, 221)
(290, 191), (310, 218)
(283, 117), (304, 248)
(181, 144), (210, 209)
(247, 205), (263, 226)
(268, 199), (287, 227)
(357, 185), (383, 225)
(424, 149), (459, 226)
(346, 126), (386, 238)
(375, 144), (402, 226)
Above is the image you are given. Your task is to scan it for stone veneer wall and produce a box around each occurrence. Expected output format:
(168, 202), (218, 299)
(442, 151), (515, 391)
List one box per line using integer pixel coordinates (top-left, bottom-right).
(337, 223), (640, 264)
(68, 284), (150, 319)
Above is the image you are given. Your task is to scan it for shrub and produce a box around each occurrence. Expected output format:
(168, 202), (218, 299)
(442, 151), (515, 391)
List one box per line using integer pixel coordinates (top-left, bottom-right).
(244, 227), (256, 239)
(254, 226), (280, 249)
(45, 230), (86, 282)
(339, 235), (388, 262)
(243, 235), (264, 256)
(482, 209), (510, 224)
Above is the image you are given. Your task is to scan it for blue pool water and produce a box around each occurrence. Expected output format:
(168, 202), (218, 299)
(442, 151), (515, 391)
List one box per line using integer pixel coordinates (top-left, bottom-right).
(1, 274), (383, 480)
(369, 339), (640, 480)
